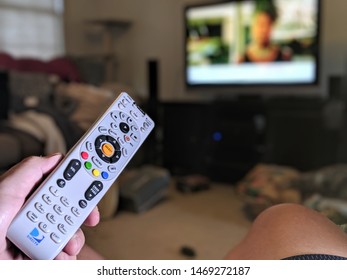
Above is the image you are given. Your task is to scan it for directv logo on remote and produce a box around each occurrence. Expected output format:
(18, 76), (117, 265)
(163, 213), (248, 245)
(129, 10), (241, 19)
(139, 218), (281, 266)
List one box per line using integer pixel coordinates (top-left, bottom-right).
(27, 228), (45, 245)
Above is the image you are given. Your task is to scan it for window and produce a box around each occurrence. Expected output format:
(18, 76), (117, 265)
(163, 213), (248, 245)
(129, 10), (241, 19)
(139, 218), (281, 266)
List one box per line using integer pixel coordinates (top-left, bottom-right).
(0, 0), (65, 60)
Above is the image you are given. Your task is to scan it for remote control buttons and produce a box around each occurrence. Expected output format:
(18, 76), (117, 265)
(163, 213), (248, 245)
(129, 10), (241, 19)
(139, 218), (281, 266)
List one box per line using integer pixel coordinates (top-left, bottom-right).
(57, 224), (67, 235)
(47, 213), (57, 224)
(27, 211), (39, 223)
(141, 119), (153, 132)
(131, 133), (139, 142)
(130, 110), (139, 120)
(84, 181), (103, 201)
(79, 200), (87, 209)
(98, 126), (108, 134)
(108, 165), (117, 173)
(120, 112), (127, 120)
(81, 151), (89, 160)
(118, 102), (126, 110)
(102, 143), (114, 157)
(71, 207), (81, 217)
(92, 169), (100, 177)
(63, 159), (81, 181)
(85, 181), (103, 201)
(53, 205), (64, 216)
(122, 147), (129, 157)
(39, 222), (50, 233)
(127, 117), (134, 125)
(110, 122), (118, 130)
(49, 186), (60, 197)
(117, 136), (125, 146)
(65, 215), (74, 226)
(60, 196), (70, 207)
(42, 194), (52, 205)
(85, 161), (92, 170)
(110, 111), (119, 121)
(35, 202), (45, 214)
(122, 97), (130, 106)
(81, 149), (111, 179)
(95, 135), (107, 147)
(108, 129), (117, 139)
(80, 108), (141, 181)
(101, 172), (109, 179)
(57, 179), (66, 188)
(120, 122), (130, 134)
(50, 232), (62, 244)
(86, 141), (93, 152)
(95, 135), (121, 164)
(91, 156), (103, 168)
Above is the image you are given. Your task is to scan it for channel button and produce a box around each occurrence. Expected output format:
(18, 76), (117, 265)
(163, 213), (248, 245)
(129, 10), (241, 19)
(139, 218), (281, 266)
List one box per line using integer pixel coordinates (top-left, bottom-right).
(85, 181), (103, 201)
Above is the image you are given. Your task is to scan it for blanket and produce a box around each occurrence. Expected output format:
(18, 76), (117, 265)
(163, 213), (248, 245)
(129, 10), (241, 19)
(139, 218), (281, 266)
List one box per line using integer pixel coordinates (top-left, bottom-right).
(9, 110), (66, 155)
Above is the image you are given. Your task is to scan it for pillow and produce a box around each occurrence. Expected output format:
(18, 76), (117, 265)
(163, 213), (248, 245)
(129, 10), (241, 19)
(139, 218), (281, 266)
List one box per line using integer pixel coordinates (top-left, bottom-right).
(55, 82), (116, 131)
(236, 163), (302, 219)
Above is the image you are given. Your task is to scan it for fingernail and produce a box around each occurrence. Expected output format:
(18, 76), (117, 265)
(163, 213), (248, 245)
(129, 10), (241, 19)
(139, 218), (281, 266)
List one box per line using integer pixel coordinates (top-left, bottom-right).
(48, 152), (63, 158)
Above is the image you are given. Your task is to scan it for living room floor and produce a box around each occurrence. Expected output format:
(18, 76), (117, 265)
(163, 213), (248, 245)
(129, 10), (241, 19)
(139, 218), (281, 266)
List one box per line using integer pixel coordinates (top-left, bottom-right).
(83, 180), (252, 260)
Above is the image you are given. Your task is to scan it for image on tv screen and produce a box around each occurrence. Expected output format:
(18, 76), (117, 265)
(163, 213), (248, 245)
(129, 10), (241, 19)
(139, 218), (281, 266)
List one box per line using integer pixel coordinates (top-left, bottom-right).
(185, 0), (321, 86)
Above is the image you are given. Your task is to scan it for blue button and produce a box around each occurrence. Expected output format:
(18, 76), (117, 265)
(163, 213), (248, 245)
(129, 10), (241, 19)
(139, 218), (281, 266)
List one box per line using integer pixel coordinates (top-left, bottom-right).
(101, 172), (109, 179)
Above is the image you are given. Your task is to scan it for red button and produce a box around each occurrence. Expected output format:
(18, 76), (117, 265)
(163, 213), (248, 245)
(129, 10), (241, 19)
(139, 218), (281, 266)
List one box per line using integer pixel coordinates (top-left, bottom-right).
(81, 152), (89, 160)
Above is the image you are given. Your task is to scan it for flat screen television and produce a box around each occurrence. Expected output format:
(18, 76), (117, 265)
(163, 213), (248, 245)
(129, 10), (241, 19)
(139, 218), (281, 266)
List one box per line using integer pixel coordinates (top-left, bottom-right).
(184, 0), (321, 92)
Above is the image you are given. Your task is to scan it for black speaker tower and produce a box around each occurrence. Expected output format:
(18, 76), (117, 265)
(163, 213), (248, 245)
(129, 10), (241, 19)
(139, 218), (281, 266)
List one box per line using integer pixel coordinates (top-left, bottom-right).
(148, 60), (159, 121)
(145, 59), (161, 164)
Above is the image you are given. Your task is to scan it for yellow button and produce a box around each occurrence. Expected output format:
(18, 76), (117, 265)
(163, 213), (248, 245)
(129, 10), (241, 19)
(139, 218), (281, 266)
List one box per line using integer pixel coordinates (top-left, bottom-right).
(92, 169), (100, 177)
(101, 143), (114, 157)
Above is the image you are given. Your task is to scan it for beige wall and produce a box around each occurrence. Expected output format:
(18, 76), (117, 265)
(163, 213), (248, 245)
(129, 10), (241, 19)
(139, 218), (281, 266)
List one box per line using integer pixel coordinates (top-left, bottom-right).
(65, 0), (347, 101)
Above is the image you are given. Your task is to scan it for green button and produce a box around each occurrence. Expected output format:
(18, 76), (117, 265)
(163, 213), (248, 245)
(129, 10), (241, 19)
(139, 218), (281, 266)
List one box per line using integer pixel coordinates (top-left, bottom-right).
(85, 161), (92, 170)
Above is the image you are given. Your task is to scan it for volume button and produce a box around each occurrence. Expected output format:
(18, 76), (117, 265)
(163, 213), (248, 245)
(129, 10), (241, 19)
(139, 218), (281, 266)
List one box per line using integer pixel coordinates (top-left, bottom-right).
(63, 159), (81, 180)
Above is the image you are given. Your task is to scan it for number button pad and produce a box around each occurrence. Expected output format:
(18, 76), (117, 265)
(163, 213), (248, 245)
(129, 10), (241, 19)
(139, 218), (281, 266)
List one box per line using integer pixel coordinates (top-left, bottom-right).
(24, 177), (85, 246)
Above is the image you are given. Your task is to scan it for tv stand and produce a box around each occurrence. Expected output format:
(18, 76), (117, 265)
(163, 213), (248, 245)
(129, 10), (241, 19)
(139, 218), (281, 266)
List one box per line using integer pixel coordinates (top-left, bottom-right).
(161, 98), (266, 183)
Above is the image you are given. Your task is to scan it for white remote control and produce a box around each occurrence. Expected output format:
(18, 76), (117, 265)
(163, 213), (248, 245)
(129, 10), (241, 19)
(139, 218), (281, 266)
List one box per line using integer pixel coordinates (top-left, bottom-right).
(6, 92), (155, 260)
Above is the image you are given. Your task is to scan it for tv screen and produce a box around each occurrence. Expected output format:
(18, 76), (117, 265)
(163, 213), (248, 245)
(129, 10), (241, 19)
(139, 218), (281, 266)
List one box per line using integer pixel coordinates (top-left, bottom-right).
(184, 0), (321, 88)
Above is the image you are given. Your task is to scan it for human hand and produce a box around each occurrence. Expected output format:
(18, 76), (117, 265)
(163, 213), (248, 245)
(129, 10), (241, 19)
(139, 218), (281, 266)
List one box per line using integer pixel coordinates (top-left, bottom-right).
(0, 154), (100, 260)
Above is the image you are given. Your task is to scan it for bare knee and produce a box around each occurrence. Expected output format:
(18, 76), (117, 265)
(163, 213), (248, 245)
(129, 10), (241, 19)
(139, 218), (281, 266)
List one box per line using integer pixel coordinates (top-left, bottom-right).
(252, 203), (322, 231)
(244, 203), (321, 251)
(225, 203), (347, 259)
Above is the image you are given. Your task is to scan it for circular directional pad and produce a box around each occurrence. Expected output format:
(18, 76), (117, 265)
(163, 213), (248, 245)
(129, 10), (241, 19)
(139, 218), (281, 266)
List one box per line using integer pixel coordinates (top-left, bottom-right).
(80, 109), (142, 181)
(95, 135), (121, 164)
